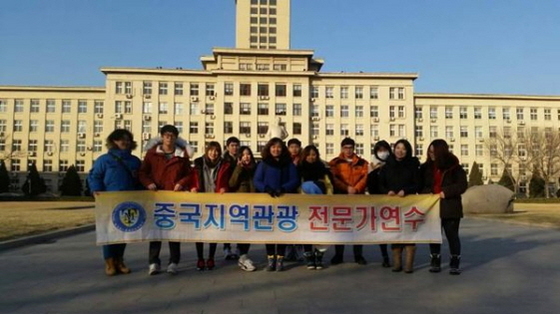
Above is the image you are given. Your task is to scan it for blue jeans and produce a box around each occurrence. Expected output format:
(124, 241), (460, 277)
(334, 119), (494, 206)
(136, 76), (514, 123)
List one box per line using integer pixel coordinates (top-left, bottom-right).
(102, 244), (126, 259)
(301, 181), (323, 194)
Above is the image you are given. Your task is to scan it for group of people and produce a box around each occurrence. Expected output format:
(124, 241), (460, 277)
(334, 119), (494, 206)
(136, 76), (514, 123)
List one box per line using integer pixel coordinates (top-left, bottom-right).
(88, 124), (467, 277)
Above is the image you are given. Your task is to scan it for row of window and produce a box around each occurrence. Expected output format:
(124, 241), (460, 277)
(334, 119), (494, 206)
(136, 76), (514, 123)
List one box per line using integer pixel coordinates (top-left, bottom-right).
(1, 119), (101, 133)
(415, 125), (558, 139)
(250, 0), (277, 5)
(418, 106), (560, 121)
(0, 99), (103, 114)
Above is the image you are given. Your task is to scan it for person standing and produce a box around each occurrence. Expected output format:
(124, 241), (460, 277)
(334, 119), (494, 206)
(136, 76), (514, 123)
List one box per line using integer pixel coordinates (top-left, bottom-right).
(222, 136), (240, 260)
(139, 125), (197, 275)
(193, 141), (232, 271)
(88, 129), (142, 276)
(420, 139), (467, 275)
(329, 138), (369, 265)
(254, 138), (300, 271)
(228, 146), (258, 271)
(378, 139), (420, 273)
(366, 140), (392, 268)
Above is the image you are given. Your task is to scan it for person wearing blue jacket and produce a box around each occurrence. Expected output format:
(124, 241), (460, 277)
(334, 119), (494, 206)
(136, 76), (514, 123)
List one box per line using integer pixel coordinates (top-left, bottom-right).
(88, 129), (142, 276)
(254, 137), (300, 271)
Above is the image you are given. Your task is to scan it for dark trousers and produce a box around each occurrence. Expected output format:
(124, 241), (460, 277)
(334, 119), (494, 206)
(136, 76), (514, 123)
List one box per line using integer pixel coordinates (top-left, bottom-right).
(430, 218), (461, 256)
(266, 244), (287, 256)
(102, 244), (126, 259)
(334, 245), (363, 257)
(196, 242), (217, 260)
(379, 244), (388, 257)
(149, 241), (180, 265)
(238, 243), (251, 255)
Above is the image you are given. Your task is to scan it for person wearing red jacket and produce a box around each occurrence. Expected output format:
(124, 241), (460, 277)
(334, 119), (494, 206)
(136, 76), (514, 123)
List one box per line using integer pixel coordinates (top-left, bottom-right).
(139, 125), (197, 276)
(193, 141), (232, 271)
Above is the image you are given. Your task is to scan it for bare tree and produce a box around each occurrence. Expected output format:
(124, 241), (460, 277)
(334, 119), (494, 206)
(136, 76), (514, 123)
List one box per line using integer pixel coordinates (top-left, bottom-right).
(484, 129), (519, 193)
(0, 133), (27, 163)
(523, 128), (560, 198)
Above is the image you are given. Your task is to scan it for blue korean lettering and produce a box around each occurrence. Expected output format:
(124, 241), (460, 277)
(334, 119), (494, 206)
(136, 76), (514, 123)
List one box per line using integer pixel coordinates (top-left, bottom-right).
(229, 204), (250, 231)
(203, 204), (226, 230)
(252, 204), (274, 231)
(154, 202), (176, 229)
(178, 203), (201, 229)
(276, 205), (299, 232)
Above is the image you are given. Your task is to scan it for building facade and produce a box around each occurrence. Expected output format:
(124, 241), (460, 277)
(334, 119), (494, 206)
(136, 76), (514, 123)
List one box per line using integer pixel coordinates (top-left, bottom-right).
(1, 0), (559, 193)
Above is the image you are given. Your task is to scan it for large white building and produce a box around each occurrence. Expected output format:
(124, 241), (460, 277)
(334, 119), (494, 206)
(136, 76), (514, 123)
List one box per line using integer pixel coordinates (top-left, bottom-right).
(1, 0), (559, 194)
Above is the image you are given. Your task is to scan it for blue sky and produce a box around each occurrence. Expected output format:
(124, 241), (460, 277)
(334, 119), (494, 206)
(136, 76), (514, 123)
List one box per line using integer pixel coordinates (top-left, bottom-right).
(1, 0), (559, 95)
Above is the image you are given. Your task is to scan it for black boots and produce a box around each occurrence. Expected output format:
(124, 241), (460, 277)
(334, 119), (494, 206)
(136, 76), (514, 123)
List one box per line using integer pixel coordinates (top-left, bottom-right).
(429, 254), (441, 273)
(449, 255), (461, 275)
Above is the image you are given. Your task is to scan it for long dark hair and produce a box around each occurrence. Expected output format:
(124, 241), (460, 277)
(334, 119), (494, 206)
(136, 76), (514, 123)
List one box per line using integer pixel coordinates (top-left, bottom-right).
(300, 145), (321, 164)
(393, 139), (413, 160)
(105, 129), (137, 150)
(426, 139), (450, 168)
(261, 137), (290, 162)
(237, 145), (256, 166)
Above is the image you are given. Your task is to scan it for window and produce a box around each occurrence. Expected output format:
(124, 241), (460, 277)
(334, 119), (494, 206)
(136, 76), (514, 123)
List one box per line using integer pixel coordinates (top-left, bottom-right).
(326, 143), (334, 155)
(530, 108), (537, 120)
(44, 140), (54, 152)
(398, 125), (406, 137)
(224, 83), (234, 96)
(13, 120), (23, 132)
(143, 81), (152, 95)
(59, 160), (69, 172)
(60, 120), (71, 133)
(461, 144), (468, 156)
(256, 103), (269, 116)
(240, 103), (251, 115)
(60, 140), (69, 152)
(370, 86), (378, 99)
(488, 107), (496, 120)
(142, 121), (151, 134)
(45, 120), (55, 132)
(93, 140), (103, 153)
(355, 86), (363, 99)
(240, 84), (251, 96)
(415, 144), (423, 157)
(460, 126), (468, 138)
(340, 86), (349, 99)
(491, 164), (498, 176)
(77, 140), (86, 152)
(143, 102), (152, 114)
(273, 64), (286, 71)
(544, 108), (551, 120)
(398, 88), (405, 99)
(341, 105), (349, 117)
(516, 108), (524, 120)
(459, 107), (467, 119)
(205, 122), (214, 135)
(446, 126), (454, 138)
(62, 100), (71, 113)
(29, 120), (38, 132)
(311, 105), (319, 117)
(174, 82), (183, 95)
(311, 86), (319, 98)
(206, 84), (215, 96)
(340, 124), (349, 136)
(30, 99), (40, 113)
(503, 107), (511, 120)
(325, 86), (334, 99)
(258, 122), (268, 135)
(190, 83), (199, 96)
(124, 82), (132, 94)
(430, 126), (438, 138)
(116, 82), (123, 94)
(476, 144), (483, 156)
(77, 120), (86, 133)
(159, 102), (168, 114)
(370, 106), (379, 118)
(11, 159), (21, 171)
(389, 125), (396, 137)
(43, 160), (53, 172)
(78, 100), (87, 113)
(14, 99), (24, 112)
(94, 100), (103, 114)
(475, 126), (483, 138)
(174, 102), (183, 115)
(430, 107), (437, 119)
(115, 101), (123, 113)
(224, 121), (233, 134)
(189, 122), (198, 134)
(189, 103), (198, 115)
(293, 103), (302, 116)
(445, 106), (453, 119)
(275, 103), (286, 115)
(355, 124), (364, 136)
(398, 106), (405, 118)
(355, 143), (364, 155)
(370, 125), (379, 137)
(293, 123), (302, 135)
(257, 83), (269, 96)
(275, 84), (286, 97)
(326, 124), (334, 136)
(224, 102), (233, 115)
(94, 121), (103, 133)
(415, 106), (423, 119)
(356, 106), (364, 118)
(326, 105), (334, 117)
(415, 126), (424, 137)
(239, 122), (251, 134)
(46, 99), (56, 113)
(489, 126), (497, 138)
(474, 107), (482, 119)
(12, 139), (22, 151)
(504, 126), (511, 139)
(293, 84), (302, 97)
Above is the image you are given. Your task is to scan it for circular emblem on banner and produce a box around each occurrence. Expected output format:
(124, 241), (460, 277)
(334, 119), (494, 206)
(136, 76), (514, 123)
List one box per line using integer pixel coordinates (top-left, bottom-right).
(112, 202), (146, 232)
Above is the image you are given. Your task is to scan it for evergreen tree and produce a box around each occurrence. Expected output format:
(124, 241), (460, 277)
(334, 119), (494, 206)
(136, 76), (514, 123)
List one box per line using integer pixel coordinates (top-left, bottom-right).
(468, 162), (484, 187)
(529, 170), (546, 198)
(0, 161), (10, 193)
(498, 168), (515, 191)
(59, 165), (83, 196)
(22, 162), (47, 196)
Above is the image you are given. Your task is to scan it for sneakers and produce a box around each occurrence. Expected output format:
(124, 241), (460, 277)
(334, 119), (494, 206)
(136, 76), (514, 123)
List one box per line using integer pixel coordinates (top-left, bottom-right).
(314, 251), (324, 270)
(238, 254), (256, 272)
(303, 251), (315, 270)
(266, 255), (276, 271)
(167, 263), (178, 275)
(196, 259), (205, 271)
(206, 259), (215, 271)
(148, 263), (161, 276)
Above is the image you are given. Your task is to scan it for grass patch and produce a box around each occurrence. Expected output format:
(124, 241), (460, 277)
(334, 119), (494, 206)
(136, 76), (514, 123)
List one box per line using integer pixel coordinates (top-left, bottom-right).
(471, 203), (560, 229)
(0, 201), (95, 242)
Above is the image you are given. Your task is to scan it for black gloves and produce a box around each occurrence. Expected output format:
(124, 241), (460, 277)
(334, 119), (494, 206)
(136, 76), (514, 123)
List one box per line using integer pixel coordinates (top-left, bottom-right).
(265, 186), (276, 198)
(274, 188), (284, 197)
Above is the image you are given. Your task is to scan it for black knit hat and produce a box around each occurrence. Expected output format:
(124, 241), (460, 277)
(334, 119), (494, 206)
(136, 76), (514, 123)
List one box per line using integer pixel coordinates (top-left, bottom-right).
(341, 137), (355, 147)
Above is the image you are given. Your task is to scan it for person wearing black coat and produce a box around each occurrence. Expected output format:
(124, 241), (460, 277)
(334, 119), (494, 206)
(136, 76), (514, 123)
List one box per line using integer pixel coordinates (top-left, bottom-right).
(366, 140), (392, 268)
(378, 139), (420, 273)
(419, 139), (468, 275)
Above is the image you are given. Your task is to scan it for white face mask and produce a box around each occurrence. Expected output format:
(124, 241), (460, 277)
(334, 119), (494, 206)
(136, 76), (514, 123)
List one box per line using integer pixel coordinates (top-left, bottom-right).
(377, 151), (389, 161)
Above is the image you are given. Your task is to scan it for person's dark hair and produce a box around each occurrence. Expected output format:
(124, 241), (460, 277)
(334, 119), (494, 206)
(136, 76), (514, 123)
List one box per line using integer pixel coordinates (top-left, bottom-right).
(301, 145), (321, 163)
(261, 137), (290, 161)
(287, 138), (302, 147)
(373, 140), (391, 160)
(236, 146), (256, 164)
(105, 129), (137, 150)
(160, 125), (179, 137)
(205, 141), (222, 156)
(226, 136), (240, 146)
(393, 139), (413, 160)
(341, 137), (355, 147)
(426, 139), (450, 168)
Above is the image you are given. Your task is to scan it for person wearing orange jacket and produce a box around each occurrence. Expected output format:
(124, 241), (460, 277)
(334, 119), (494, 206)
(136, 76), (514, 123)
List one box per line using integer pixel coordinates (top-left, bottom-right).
(138, 125), (198, 276)
(328, 137), (369, 265)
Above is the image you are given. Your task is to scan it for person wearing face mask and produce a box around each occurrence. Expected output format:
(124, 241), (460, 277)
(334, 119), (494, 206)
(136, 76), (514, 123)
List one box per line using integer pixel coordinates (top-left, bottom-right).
(378, 139), (420, 273)
(366, 140), (392, 268)
(193, 141), (232, 271)
(298, 145), (333, 270)
(228, 146), (257, 272)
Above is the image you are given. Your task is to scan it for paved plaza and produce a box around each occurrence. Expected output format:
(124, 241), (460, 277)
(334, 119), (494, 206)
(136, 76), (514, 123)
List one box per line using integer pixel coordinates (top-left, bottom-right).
(1, 218), (559, 314)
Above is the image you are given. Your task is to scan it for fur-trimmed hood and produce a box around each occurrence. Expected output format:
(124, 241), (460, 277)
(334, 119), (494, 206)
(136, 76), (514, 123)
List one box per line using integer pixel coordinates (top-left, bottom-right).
(143, 137), (194, 158)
